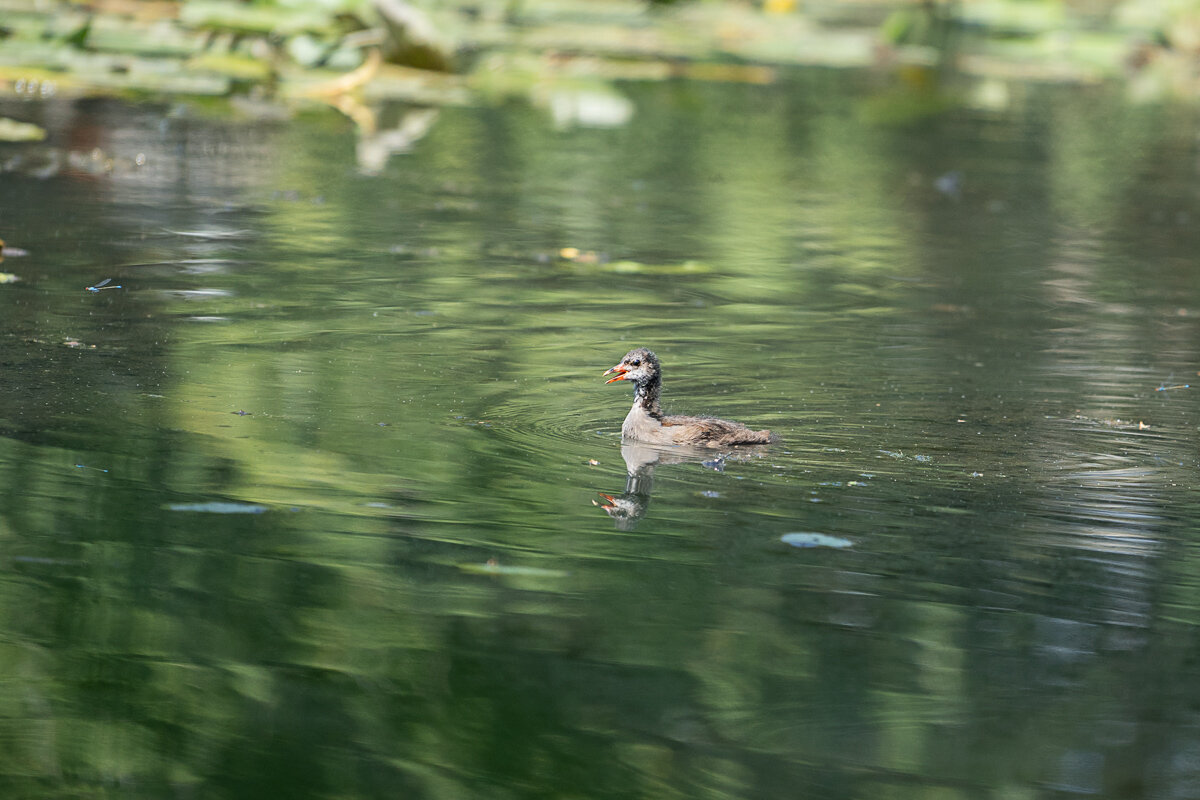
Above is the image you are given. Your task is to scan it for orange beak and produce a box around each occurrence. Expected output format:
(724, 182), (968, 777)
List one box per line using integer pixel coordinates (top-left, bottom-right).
(603, 364), (628, 384)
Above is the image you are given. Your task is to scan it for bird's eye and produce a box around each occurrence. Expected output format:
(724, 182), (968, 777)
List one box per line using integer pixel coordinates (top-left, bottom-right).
(630, 359), (640, 367)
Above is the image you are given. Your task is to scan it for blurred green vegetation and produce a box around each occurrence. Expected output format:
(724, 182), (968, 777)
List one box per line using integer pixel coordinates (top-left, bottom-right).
(0, 0), (1199, 116)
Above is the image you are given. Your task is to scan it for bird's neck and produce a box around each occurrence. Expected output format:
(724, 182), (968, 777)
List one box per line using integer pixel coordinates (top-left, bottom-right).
(634, 378), (663, 419)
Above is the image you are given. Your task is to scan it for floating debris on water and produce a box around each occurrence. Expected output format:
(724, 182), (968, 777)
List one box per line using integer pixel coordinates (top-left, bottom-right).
(163, 228), (252, 240)
(781, 532), (853, 549)
(879, 450), (932, 463)
(167, 502), (268, 514)
(934, 170), (963, 199)
(1098, 417), (1151, 429)
(0, 239), (29, 258)
(161, 289), (233, 300)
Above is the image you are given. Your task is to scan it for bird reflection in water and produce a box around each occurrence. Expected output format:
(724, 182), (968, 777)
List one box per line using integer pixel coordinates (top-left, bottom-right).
(593, 442), (769, 530)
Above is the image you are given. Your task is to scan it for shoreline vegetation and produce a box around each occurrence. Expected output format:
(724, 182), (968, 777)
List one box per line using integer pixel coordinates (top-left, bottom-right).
(1, 0), (1198, 156)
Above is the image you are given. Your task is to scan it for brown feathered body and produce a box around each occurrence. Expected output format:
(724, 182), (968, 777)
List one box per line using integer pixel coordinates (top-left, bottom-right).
(603, 348), (776, 447)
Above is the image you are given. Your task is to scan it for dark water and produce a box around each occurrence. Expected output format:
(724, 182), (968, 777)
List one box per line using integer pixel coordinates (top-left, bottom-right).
(2, 76), (1200, 798)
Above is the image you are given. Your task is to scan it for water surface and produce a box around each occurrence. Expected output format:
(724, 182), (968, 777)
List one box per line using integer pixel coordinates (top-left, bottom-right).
(1, 77), (1199, 798)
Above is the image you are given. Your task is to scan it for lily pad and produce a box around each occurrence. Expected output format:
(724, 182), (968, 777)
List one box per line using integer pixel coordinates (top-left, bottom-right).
(781, 532), (852, 549)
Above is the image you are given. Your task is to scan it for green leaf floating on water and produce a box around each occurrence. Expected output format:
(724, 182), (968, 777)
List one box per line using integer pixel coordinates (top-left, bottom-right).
(0, 118), (46, 142)
(781, 532), (852, 549)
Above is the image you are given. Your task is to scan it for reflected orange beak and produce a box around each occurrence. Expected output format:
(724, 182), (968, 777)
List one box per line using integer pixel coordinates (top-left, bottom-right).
(603, 364), (628, 384)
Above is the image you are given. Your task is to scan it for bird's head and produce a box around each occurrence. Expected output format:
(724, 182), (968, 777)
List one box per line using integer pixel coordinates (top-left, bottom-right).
(602, 348), (660, 387)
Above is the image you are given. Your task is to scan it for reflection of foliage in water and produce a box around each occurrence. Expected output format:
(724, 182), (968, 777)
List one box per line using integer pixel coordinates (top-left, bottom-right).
(0, 77), (1199, 797)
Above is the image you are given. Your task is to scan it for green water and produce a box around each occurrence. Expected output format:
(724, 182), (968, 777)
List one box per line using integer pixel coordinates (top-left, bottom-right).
(2, 77), (1200, 798)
